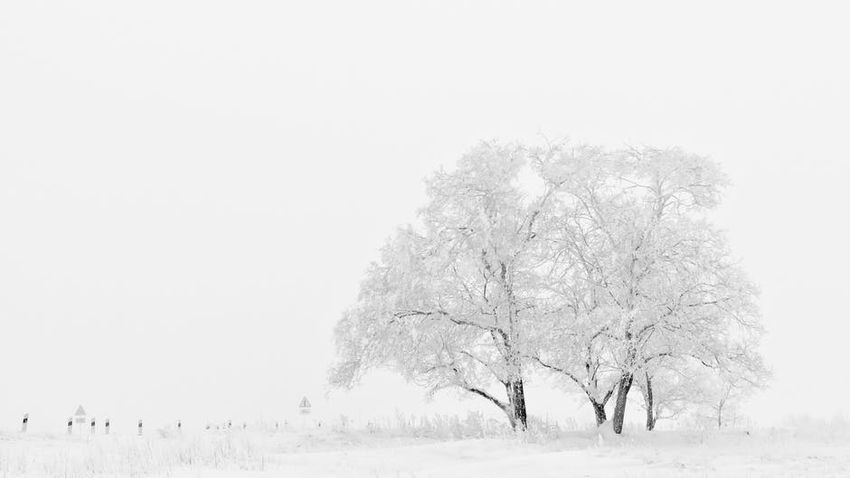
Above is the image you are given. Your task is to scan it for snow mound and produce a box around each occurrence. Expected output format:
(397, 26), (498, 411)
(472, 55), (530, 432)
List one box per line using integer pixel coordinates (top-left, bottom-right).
(595, 420), (617, 446)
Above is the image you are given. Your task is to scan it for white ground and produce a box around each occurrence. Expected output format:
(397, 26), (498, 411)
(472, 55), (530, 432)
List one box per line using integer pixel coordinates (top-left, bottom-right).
(2, 426), (849, 477)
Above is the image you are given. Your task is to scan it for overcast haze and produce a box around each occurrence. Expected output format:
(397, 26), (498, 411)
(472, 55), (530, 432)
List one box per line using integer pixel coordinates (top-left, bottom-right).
(1, 1), (848, 432)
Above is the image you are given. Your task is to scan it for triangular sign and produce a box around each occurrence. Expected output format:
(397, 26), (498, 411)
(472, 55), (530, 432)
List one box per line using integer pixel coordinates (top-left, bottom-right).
(75, 405), (87, 416)
(299, 396), (311, 408)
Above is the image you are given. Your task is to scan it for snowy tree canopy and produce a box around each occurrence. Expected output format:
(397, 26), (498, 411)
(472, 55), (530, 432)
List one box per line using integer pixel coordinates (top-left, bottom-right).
(330, 140), (767, 434)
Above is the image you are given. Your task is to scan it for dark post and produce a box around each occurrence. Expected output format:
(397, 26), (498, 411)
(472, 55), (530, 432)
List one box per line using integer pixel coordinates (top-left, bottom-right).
(105, 418), (110, 435)
(21, 413), (29, 433)
(67, 417), (73, 435)
(138, 419), (143, 436)
(91, 417), (96, 435)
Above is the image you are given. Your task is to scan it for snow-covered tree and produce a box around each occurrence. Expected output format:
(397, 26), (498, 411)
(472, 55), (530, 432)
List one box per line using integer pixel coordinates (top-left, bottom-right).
(534, 143), (765, 434)
(330, 142), (559, 431)
(636, 358), (703, 431)
(331, 139), (766, 435)
(689, 348), (769, 429)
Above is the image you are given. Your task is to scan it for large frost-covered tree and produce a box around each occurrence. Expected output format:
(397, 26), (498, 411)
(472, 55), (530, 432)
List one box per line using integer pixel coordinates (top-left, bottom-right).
(331, 139), (766, 435)
(533, 143), (766, 434)
(330, 142), (559, 431)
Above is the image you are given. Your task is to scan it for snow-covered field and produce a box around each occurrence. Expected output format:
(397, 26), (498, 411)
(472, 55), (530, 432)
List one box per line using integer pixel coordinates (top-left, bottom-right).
(2, 423), (849, 477)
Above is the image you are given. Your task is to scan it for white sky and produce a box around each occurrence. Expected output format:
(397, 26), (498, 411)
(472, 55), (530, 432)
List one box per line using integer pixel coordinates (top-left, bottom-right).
(1, 0), (848, 433)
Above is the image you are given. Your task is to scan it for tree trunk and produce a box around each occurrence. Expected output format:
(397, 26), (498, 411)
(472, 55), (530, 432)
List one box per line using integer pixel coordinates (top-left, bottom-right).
(717, 399), (725, 429)
(510, 379), (528, 431)
(591, 400), (608, 426)
(612, 372), (634, 434)
(644, 374), (656, 431)
(587, 385), (615, 427)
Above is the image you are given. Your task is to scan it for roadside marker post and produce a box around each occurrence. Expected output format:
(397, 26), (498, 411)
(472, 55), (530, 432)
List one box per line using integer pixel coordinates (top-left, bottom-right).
(74, 406), (87, 437)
